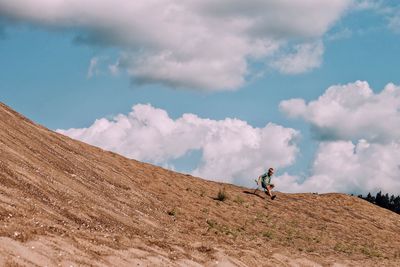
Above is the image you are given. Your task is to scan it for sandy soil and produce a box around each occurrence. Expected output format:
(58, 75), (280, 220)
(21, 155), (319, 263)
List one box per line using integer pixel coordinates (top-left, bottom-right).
(0, 102), (400, 267)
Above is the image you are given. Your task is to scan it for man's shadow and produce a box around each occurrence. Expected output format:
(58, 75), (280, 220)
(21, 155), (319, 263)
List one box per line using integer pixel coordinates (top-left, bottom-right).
(242, 190), (265, 199)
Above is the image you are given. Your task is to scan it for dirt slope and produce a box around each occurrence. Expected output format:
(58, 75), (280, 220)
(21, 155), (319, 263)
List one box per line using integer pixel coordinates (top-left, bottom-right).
(0, 102), (399, 267)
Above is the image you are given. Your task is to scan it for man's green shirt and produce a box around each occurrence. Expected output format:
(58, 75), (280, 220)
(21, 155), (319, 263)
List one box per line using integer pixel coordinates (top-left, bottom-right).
(260, 172), (272, 187)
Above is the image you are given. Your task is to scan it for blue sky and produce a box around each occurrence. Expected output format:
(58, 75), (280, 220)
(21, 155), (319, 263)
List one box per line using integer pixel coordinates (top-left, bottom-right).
(1, 0), (400, 194)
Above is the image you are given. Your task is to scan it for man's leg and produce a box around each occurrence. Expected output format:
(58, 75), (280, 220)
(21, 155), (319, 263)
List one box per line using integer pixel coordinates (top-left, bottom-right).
(266, 185), (276, 199)
(253, 177), (261, 194)
(264, 186), (272, 197)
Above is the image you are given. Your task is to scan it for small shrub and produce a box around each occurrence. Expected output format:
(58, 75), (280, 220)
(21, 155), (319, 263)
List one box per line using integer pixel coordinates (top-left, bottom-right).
(305, 247), (316, 253)
(255, 211), (264, 221)
(301, 235), (321, 244)
(167, 208), (177, 216)
(262, 231), (273, 239)
(206, 219), (217, 229)
(237, 225), (246, 232)
(197, 245), (213, 253)
(217, 188), (227, 201)
(288, 220), (299, 227)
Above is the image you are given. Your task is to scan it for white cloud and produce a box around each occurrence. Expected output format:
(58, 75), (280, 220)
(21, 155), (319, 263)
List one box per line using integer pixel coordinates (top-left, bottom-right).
(279, 80), (400, 194)
(0, 0), (351, 90)
(87, 57), (99, 78)
(270, 41), (324, 74)
(57, 104), (299, 186)
(279, 140), (400, 195)
(280, 81), (400, 143)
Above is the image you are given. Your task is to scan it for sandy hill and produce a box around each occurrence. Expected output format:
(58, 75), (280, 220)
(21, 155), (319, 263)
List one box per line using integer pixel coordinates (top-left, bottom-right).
(0, 102), (399, 267)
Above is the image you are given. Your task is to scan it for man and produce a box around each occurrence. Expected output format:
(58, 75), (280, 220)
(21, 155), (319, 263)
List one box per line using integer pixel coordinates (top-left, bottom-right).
(255, 167), (276, 200)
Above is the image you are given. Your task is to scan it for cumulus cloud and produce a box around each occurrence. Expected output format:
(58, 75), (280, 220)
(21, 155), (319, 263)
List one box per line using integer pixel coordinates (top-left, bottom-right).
(57, 104), (299, 186)
(280, 81), (400, 143)
(0, 0), (351, 90)
(279, 140), (400, 195)
(278, 80), (400, 194)
(270, 41), (324, 74)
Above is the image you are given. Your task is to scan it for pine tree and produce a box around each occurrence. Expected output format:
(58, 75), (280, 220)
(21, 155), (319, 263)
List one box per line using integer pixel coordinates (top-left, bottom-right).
(366, 192), (374, 202)
(357, 192), (400, 214)
(383, 193), (390, 209)
(375, 191), (382, 206)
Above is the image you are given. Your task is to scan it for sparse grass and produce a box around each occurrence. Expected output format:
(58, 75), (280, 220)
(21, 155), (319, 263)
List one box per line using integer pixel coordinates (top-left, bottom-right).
(216, 188), (227, 201)
(201, 208), (209, 214)
(333, 243), (353, 255)
(305, 247), (316, 253)
(233, 195), (244, 205)
(254, 211), (270, 224)
(206, 219), (217, 229)
(206, 219), (237, 238)
(199, 190), (205, 197)
(312, 236), (321, 243)
(288, 220), (299, 227)
(285, 228), (294, 237)
(237, 225), (246, 232)
(284, 236), (294, 245)
(304, 235), (321, 244)
(262, 230), (273, 239)
(360, 245), (382, 258)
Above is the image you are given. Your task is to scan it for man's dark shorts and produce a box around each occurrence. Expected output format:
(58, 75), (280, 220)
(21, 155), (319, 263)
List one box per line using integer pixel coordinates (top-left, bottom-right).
(262, 182), (274, 189)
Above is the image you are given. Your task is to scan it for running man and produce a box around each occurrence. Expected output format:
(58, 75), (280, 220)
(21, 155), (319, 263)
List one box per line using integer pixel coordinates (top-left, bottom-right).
(255, 167), (276, 200)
